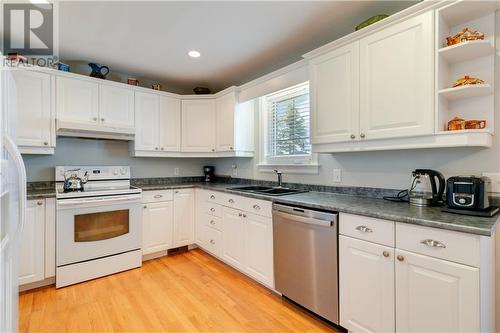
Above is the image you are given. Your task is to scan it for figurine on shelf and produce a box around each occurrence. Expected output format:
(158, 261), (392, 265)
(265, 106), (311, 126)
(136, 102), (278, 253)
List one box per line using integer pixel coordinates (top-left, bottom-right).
(465, 120), (486, 130)
(452, 75), (485, 88)
(446, 27), (485, 46)
(448, 117), (465, 131)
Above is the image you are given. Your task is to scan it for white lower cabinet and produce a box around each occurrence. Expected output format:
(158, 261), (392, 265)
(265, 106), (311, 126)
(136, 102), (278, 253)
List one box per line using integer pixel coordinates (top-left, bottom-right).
(395, 249), (479, 333)
(243, 212), (273, 287)
(339, 236), (395, 333)
(222, 207), (245, 270)
(142, 201), (174, 255)
(173, 189), (195, 247)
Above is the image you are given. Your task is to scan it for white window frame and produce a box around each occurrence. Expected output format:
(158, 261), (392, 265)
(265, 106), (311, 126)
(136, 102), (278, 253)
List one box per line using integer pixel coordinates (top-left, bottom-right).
(257, 82), (319, 174)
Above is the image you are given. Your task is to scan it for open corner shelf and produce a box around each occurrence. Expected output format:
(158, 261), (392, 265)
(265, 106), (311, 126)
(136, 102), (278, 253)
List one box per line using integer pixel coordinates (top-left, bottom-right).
(438, 39), (494, 63)
(439, 1), (500, 27)
(438, 84), (492, 101)
(437, 129), (493, 136)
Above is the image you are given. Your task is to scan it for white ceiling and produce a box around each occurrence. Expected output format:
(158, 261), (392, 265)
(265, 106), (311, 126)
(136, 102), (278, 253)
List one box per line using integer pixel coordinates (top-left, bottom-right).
(59, 1), (418, 93)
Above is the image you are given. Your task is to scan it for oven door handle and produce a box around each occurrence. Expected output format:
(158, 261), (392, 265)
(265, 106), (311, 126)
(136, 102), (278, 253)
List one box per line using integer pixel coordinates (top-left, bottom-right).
(57, 194), (142, 208)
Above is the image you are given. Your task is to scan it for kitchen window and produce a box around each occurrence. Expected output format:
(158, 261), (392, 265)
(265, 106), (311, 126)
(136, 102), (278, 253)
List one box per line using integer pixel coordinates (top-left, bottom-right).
(258, 82), (319, 174)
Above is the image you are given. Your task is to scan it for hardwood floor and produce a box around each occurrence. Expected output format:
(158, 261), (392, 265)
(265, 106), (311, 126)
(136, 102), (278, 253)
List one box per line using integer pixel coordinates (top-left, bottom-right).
(19, 249), (339, 332)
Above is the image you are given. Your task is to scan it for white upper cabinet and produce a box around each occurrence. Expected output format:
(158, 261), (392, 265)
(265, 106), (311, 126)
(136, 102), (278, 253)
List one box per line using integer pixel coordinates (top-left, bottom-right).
(339, 235), (395, 333)
(395, 249), (479, 333)
(215, 92), (236, 152)
(56, 76), (99, 126)
(159, 96), (181, 152)
(99, 84), (134, 129)
(359, 11), (434, 140)
(173, 189), (195, 247)
(181, 99), (216, 152)
(134, 92), (160, 151)
(11, 70), (54, 153)
(310, 42), (360, 144)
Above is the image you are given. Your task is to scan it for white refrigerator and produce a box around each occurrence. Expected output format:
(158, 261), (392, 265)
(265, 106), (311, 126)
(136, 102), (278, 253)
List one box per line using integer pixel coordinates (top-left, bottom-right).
(0, 55), (27, 332)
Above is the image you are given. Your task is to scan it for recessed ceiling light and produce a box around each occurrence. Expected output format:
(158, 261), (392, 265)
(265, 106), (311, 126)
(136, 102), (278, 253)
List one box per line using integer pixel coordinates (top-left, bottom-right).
(188, 50), (201, 58)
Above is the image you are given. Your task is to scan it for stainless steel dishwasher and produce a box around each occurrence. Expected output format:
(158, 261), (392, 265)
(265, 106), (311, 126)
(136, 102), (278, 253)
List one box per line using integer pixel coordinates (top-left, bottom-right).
(273, 203), (339, 324)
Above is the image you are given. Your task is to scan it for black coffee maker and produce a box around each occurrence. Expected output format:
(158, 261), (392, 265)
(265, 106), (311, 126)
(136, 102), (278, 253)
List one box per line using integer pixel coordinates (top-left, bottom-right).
(203, 166), (215, 182)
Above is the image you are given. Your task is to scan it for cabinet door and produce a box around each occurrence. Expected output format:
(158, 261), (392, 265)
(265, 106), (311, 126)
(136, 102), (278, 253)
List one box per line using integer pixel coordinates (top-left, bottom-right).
(173, 189), (195, 247)
(159, 96), (181, 152)
(181, 100), (216, 152)
(12, 70), (53, 148)
(339, 236), (395, 333)
(359, 11), (434, 140)
(99, 84), (134, 129)
(56, 76), (99, 125)
(310, 42), (359, 144)
(142, 201), (174, 255)
(244, 212), (273, 287)
(215, 93), (236, 152)
(221, 207), (245, 270)
(19, 200), (45, 285)
(395, 249), (479, 333)
(134, 92), (159, 151)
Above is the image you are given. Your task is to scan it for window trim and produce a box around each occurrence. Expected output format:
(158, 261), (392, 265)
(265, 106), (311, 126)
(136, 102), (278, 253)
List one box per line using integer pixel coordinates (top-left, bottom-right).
(258, 82), (319, 175)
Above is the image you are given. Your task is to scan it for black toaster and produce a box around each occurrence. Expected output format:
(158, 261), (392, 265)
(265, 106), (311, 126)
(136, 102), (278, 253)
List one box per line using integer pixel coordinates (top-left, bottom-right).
(446, 176), (490, 210)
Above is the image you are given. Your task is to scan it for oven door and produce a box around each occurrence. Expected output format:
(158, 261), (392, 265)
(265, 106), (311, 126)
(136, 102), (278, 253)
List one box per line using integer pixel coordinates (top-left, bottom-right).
(56, 194), (142, 267)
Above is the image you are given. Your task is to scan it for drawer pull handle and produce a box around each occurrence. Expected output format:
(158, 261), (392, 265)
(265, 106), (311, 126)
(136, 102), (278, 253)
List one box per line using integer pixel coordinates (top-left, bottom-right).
(210, 220), (215, 225)
(228, 199), (234, 203)
(242, 214), (247, 218)
(355, 225), (373, 233)
(143, 205), (147, 209)
(210, 239), (215, 245)
(153, 194), (163, 199)
(397, 255), (405, 262)
(210, 195), (215, 199)
(210, 207), (216, 212)
(238, 212), (243, 217)
(420, 239), (446, 249)
(382, 251), (390, 258)
(253, 204), (260, 210)
(37, 201), (43, 206)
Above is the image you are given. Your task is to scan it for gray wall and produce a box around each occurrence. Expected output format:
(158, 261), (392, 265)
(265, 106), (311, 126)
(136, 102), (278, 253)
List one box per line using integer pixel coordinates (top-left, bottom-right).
(23, 137), (210, 181)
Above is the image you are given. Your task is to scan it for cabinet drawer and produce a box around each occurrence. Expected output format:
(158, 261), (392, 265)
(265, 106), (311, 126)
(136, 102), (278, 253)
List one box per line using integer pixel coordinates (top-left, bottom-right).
(202, 201), (222, 218)
(202, 214), (222, 231)
(142, 190), (173, 203)
(204, 226), (222, 257)
(221, 193), (272, 218)
(198, 190), (224, 205)
(396, 223), (480, 267)
(340, 213), (394, 247)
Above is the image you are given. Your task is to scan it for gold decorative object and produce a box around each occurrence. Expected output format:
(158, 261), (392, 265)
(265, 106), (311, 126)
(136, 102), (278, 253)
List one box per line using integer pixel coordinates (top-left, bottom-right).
(465, 120), (486, 130)
(446, 27), (485, 46)
(452, 75), (485, 88)
(448, 117), (465, 131)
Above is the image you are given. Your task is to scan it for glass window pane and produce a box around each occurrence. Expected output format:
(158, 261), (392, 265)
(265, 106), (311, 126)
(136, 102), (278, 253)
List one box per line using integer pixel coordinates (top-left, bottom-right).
(74, 209), (129, 242)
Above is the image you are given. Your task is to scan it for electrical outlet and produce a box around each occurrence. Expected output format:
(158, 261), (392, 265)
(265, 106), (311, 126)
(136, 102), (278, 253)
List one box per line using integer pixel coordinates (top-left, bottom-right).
(333, 169), (342, 183)
(174, 168), (179, 176)
(231, 164), (238, 177)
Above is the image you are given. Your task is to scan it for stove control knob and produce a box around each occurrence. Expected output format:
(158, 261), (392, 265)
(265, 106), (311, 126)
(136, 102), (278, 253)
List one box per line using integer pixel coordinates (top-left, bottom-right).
(113, 170), (119, 175)
(458, 198), (466, 204)
(120, 168), (127, 175)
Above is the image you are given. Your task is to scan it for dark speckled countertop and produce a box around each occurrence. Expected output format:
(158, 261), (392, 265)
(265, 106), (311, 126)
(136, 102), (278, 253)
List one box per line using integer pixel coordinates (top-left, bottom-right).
(27, 181), (499, 236)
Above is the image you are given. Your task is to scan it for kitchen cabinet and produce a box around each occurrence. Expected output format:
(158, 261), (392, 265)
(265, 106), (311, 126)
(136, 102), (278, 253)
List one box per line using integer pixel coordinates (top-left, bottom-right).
(159, 96), (181, 152)
(56, 76), (99, 126)
(181, 99), (216, 152)
(395, 249), (479, 333)
(359, 11), (434, 140)
(135, 92), (160, 151)
(173, 189), (195, 247)
(142, 201), (174, 255)
(310, 42), (359, 144)
(19, 200), (45, 285)
(339, 235), (395, 333)
(99, 84), (134, 129)
(215, 92), (236, 151)
(221, 207), (245, 270)
(11, 70), (54, 154)
(243, 212), (273, 287)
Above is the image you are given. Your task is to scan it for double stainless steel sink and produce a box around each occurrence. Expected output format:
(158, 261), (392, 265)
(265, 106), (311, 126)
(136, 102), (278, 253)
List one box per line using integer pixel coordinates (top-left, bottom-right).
(228, 185), (307, 196)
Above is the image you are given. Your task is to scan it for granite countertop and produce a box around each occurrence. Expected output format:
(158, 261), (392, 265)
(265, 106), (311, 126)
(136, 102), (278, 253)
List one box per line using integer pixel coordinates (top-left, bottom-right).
(27, 181), (499, 236)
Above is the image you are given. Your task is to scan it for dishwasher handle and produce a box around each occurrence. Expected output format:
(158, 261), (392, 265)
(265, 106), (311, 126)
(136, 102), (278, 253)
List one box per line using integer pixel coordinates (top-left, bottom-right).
(273, 210), (336, 227)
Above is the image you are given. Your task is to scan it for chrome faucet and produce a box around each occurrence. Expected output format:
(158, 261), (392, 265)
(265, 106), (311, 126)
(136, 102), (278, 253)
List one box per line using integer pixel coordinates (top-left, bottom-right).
(274, 169), (283, 188)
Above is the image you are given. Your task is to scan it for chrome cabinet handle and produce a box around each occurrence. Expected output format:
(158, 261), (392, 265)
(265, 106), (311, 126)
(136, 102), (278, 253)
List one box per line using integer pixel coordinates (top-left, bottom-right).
(238, 212), (242, 217)
(143, 205), (147, 209)
(93, 117), (98, 121)
(242, 214), (247, 218)
(155, 147), (159, 150)
(383, 251), (390, 258)
(360, 133), (366, 138)
(211, 148), (215, 152)
(37, 201), (43, 206)
(161, 147), (164, 151)
(350, 134), (356, 139)
(43, 141), (48, 146)
(210, 195), (215, 199)
(355, 225), (373, 233)
(210, 207), (215, 212)
(253, 204), (260, 210)
(153, 194), (163, 199)
(210, 239), (215, 244)
(228, 199), (234, 204)
(229, 147), (233, 150)
(210, 220), (215, 225)
(101, 118), (105, 122)
(420, 239), (446, 249)
(397, 255), (405, 262)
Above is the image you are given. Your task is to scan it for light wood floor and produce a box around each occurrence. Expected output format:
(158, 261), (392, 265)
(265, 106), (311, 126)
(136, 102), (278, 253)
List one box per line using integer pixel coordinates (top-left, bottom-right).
(19, 249), (339, 333)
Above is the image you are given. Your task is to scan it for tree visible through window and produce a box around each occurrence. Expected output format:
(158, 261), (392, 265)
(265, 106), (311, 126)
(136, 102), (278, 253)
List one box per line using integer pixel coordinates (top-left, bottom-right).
(266, 83), (310, 158)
